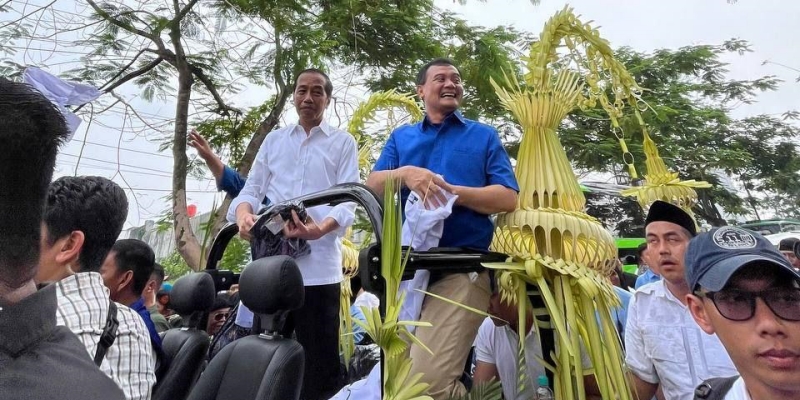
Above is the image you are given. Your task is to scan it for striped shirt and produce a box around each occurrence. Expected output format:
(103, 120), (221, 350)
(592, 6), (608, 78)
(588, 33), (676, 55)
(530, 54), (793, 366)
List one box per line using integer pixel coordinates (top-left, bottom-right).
(55, 272), (156, 400)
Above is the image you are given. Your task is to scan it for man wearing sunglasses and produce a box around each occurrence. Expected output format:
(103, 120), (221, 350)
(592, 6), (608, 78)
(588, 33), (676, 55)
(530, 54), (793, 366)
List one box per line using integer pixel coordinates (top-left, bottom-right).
(686, 226), (800, 400)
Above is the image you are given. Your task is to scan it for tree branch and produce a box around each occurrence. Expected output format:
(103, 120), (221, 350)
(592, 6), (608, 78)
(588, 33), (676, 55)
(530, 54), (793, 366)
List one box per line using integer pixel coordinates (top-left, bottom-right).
(177, 0), (202, 23)
(236, 26), (290, 175)
(104, 56), (163, 93)
(85, 0), (158, 43)
(147, 48), (240, 116)
(98, 48), (147, 90)
(188, 64), (241, 116)
(0, 0), (56, 30)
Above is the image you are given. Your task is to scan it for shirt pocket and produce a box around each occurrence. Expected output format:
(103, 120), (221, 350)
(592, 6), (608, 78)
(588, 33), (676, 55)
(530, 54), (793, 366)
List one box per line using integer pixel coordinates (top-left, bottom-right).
(700, 334), (737, 375)
(642, 326), (688, 364)
(443, 146), (485, 186)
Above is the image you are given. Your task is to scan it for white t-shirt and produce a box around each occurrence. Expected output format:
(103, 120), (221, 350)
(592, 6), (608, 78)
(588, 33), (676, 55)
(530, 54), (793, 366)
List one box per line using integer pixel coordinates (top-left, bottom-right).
(723, 377), (750, 400)
(474, 317), (589, 400)
(625, 280), (737, 400)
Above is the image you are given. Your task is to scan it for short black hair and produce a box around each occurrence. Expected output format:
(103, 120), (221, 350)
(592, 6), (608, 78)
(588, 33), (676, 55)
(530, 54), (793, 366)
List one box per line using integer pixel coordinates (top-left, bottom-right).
(0, 79), (69, 288)
(151, 263), (165, 288)
(294, 68), (333, 97)
(110, 239), (155, 296)
(44, 176), (129, 272)
(416, 58), (461, 86)
(637, 242), (648, 257)
(779, 237), (800, 252)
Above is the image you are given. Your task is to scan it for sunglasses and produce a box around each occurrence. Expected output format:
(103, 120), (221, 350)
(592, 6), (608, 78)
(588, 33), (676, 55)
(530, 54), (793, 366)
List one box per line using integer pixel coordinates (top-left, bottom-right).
(212, 312), (229, 322)
(697, 287), (800, 322)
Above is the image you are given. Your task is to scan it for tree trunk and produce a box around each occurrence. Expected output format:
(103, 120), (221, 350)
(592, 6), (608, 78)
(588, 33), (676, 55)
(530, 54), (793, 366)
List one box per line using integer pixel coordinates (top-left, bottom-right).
(693, 190), (727, 227)
(171, 24), (203, 271)
(202, 29), (291, 264)
(203, 88), (292, 257)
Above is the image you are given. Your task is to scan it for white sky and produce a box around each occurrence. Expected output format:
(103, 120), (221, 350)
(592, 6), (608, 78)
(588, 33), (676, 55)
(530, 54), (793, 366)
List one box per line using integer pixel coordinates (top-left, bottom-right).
(4, 0), (799, 229)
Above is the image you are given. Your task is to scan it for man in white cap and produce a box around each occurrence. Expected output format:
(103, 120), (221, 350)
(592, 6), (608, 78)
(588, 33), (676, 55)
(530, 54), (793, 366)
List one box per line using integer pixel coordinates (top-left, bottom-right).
(625, 201), (737, 400)
(686, 227), (800, 399)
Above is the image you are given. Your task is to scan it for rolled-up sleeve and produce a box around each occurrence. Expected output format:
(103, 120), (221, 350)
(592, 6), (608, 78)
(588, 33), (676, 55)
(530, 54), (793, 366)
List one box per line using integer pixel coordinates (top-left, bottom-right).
(227, 142), (271, 222)
(324, 134), (359, 233)
(624, 294), (658, 384)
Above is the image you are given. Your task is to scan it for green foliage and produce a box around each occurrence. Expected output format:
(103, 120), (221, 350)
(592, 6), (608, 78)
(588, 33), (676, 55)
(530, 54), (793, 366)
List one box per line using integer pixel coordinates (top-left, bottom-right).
(192, 99), (275, 168)
(585, 192), (646, 237)
(363, 9), (530, 123)
(160, 251), (192, 281)
(218, 237), (251, 273)
(548, 40), (800, 224)
(446, 379), (503, 400)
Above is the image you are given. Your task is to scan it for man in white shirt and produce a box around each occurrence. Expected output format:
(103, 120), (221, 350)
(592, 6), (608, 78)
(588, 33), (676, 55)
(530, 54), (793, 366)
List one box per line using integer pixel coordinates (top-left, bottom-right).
(625, 201), (737, 400)
(686, 227), (800, 400)
(229, 68), (358, 399)
(37, 176), (156, 400)
(473, 287), (600, 400)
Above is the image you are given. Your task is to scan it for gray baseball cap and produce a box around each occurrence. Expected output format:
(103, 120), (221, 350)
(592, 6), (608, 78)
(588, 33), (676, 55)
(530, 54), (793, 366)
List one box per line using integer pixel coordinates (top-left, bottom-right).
(685, 226), (800, 291)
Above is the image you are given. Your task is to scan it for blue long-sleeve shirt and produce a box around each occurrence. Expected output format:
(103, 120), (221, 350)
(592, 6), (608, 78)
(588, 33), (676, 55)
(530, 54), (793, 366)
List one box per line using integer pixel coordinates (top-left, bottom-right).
(218, 165), (269, 206)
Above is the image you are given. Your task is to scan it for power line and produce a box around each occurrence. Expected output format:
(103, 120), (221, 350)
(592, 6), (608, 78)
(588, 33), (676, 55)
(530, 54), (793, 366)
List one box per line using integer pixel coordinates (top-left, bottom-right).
(56, 159), (215, 182)
(58, 152), (174, 175)
(68, 137), (175, 159)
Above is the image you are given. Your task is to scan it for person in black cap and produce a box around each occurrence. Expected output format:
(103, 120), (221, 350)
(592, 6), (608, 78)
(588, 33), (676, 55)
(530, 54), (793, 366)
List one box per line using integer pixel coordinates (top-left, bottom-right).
(686, 226), (800, 399)
(625, 201), (736, 400)
(777, 237), (800, 269)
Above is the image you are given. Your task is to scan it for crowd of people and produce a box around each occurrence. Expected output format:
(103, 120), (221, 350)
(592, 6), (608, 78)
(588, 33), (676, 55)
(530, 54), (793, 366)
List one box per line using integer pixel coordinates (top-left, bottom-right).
(1, 56), (799, 400)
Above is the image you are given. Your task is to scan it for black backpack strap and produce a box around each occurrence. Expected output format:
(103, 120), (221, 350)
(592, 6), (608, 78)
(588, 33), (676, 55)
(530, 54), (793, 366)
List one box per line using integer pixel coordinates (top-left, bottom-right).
(694, 376), (738, 400)
(94, 300), (119, 366)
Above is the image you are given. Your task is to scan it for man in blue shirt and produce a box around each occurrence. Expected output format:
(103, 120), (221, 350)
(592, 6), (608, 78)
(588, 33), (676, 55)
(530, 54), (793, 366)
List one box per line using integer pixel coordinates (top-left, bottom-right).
(101, 239), (163, 355)
(189, 129), (270, 206)
(366, 58), (519, 400)
(634, 242), (661, 289)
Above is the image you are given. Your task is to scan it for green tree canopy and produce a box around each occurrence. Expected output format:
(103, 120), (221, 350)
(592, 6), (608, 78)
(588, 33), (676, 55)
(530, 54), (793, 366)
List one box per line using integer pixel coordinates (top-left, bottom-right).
(552, 40), (800, 225)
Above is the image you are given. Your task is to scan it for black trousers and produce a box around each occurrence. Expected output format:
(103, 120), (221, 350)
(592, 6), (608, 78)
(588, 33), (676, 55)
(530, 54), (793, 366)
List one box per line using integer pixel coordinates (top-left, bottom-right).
(282, 283), (342, 400)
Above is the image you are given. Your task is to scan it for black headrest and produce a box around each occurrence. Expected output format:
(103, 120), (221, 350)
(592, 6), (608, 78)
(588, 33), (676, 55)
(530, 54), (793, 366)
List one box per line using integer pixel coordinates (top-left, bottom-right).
(170, 272), (216, 316)
(239, 255), (304, 315)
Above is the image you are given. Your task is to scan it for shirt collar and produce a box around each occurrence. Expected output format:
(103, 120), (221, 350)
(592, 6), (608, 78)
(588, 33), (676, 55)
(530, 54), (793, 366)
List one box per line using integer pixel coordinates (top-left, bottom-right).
(292, 120), (333, 137)
(131, 297), (145, 312)
(57, 272), (108, 296)
(0, 283), (57, 357)
(421, 111), (466, 130)
(646, 279), (687, 308)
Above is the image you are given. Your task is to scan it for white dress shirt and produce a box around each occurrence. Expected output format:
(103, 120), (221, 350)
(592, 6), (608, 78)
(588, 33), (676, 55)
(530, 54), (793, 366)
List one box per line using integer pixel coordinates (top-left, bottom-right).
(227, 121), (359, 285)
(55, 272), (156, 400)
(625, 280), (737, 400)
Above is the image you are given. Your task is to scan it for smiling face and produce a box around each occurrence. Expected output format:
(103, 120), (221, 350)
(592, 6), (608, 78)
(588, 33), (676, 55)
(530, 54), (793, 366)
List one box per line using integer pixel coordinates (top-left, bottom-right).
(646, 221), (691, 286)
(688, 265), (800, 398)
(416, 64), (464, 117)
(206, 306), (230, 336)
